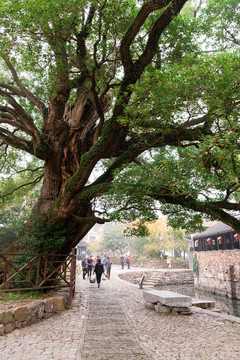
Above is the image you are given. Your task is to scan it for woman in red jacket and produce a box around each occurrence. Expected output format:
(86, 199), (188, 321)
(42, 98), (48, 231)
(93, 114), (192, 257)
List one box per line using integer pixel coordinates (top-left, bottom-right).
(126, 256), (131, 269)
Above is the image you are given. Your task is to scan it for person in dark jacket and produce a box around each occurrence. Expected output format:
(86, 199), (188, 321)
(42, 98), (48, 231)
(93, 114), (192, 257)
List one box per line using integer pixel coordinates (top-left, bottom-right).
(120, 255), (125, 269)
(87, 256), (94, 278)
(81, 255), (87, 279)
(93, 258), (104, 288)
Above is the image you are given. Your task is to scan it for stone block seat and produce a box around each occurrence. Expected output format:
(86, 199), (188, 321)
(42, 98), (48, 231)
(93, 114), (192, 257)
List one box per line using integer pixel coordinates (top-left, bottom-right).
(143, 289), (192, 315)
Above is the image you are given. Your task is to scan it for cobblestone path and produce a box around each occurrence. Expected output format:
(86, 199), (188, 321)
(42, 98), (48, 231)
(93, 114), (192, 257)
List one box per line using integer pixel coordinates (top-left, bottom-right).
(0, 276), (87, 360)
(78, 286), (149, 360)
(0, 265), (240, 360)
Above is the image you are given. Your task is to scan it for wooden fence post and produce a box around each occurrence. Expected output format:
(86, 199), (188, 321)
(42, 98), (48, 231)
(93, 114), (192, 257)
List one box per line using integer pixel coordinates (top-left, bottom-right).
(68, 248), (77, 307)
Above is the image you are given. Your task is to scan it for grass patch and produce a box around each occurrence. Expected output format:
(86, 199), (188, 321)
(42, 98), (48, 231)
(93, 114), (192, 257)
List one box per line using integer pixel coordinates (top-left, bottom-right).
(0, 290), (55, 304)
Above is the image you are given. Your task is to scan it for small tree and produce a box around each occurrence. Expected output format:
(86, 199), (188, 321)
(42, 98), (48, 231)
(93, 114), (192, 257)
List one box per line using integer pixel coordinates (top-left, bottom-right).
(166, 228), (187, 259)
(130, 236), (149, 258)
(100, 224), (128, 257)
(143, 238), (162, 258)
(130, 218), (187, 259)
(86, 239), (100, 256)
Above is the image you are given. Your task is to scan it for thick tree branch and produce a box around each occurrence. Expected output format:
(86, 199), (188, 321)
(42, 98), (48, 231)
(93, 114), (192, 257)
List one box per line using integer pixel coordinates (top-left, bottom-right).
(93, 2), (107, 68)
(178, 115), (208, 130)
(62, 118), (209, 213)
(75, 6), (95, 72)
(151, 192), (240, 232)
(120, 0), (171, 72)
(4, 58), (47, 118)
(134, 0), (188, 76)
(127, 121), (211, 152)
(111, 1), (188, 156)
(0, 82), (24, 97)
(0, 127), (33, 153)
(0, 117), (32, 134)
(72, 215), (109, 224)
(0, 89), (43, 145)
(0, 105), (37, 136)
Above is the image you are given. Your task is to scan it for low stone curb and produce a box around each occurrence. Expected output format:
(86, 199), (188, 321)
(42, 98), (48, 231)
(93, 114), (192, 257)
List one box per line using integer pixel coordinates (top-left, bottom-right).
(0, 296), (66, 336)
(191, 305), (240, 324)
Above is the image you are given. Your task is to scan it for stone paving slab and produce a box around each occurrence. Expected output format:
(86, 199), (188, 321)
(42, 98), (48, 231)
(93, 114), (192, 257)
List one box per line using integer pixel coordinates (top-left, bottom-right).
(78, 286), (149, 360)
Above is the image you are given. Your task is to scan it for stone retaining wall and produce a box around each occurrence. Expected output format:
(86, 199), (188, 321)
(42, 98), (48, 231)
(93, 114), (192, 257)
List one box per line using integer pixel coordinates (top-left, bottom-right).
(152, 270), (194, 285)
(195, 250), (240, 299)
(112, 258), (189, 269)
(118, 269), (194, 285)
(0, 296), (66, 336)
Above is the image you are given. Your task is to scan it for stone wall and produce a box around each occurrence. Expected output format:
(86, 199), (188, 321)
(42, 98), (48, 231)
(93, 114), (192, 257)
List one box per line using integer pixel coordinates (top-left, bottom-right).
(0, 296), (65, 336)
(112, 257), (189, 269)
(195, 250), (240, 299)
(118, 269), (194, 285)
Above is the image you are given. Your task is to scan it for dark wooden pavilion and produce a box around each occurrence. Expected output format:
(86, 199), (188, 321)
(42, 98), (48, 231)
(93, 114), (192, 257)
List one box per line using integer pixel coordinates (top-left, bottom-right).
(193, 215), (240, 252)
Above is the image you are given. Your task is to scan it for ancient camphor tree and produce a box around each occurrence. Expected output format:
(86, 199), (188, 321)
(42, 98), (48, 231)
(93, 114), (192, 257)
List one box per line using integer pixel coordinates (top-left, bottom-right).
(0, 0), (240, 256)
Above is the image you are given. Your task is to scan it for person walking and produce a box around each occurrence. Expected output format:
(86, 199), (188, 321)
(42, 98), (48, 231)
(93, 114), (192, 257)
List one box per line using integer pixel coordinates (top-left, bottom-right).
(81, 255), (88, 280)
(166, 256), (171, 269)
(87, 256), (94, 278)
(106, 257), (112, 279)
(93, 258), (104, 288)
(102, 253), (108, 272)
(126, 255), (131, 269)
(120, 255), (125, 269)
(93, 256), (98, 272)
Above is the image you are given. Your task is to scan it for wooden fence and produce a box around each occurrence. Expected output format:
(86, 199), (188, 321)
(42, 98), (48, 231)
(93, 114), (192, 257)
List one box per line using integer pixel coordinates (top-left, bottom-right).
(0, 249), (76, 306)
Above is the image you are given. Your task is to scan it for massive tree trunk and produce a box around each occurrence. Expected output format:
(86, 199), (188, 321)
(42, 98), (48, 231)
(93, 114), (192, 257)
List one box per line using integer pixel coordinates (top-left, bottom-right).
(15, 94), (110, 254)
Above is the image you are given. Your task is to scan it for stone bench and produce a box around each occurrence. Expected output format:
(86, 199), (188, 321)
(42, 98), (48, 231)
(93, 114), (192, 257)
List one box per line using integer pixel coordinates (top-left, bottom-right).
(143, 289), (192, 307)
(143, 289), (192, 315)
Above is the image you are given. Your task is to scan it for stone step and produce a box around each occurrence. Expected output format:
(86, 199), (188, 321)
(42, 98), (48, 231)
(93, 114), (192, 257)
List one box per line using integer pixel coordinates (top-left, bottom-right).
(139, 276), (159, 289)
(142, 283), (155, 286)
